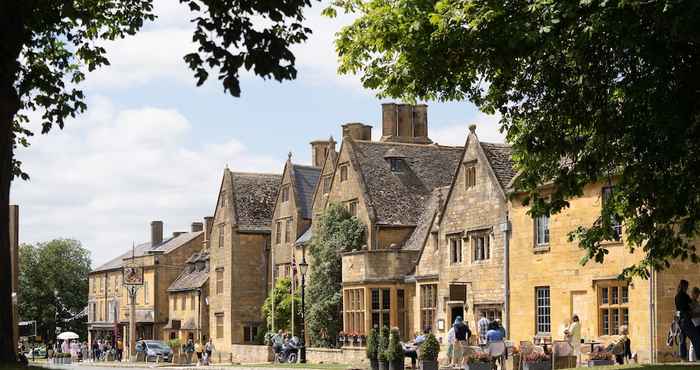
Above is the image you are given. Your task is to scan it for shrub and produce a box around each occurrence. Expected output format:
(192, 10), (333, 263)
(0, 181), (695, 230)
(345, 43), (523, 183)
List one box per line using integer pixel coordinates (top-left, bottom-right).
(166, 338), (181, 351)
(377, 326), (390, 362)
(384, 327), (403, 362)
(466, 353), (491, 364)
(419, 333), (440, 361)
(366, 327), (379, 360)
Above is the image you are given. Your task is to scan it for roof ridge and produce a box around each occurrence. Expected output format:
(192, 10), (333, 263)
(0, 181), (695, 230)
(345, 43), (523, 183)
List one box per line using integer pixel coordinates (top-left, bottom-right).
(292, 163), (322, 171)
(352, 140), (464, 150)
(480, 141), (511, 148)
(230, 171), (282, 177)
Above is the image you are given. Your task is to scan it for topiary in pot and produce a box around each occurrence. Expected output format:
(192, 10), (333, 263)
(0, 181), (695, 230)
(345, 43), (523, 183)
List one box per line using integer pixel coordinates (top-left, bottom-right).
(366, 327), (380, 370)
(385, 327), (404, 370)
(419, 333), (440, 370)
(378, 326), (390, 370)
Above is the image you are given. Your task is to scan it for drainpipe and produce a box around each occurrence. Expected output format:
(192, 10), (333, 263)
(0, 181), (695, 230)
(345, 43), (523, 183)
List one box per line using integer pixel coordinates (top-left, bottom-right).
(649, 269), (656, 363)
(501, 213), (511, 338)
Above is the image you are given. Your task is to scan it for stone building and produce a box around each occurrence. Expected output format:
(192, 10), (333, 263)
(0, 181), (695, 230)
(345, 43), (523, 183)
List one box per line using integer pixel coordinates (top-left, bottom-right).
(508, 180), (700, 362)
(335, 103), (464, 338)
(164, 249), (210, 343)
(410, 125), (515, 342)
(87, 221), (204, 345)
(207, 169), (280, 361)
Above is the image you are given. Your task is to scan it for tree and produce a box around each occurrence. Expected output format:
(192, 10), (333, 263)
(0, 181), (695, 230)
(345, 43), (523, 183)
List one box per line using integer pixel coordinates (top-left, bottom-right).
(306, 203), (365, 347)
(262, 277), (301, 336)
(18, 239), (91, 343)
(332, 0), (700, 278)
(0, 0), (315, 361)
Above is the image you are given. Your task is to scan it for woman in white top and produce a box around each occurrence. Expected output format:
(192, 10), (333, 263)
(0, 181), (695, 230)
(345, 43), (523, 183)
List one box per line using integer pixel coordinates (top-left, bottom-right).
(446, 326), (456, 367)
(564, 315), (581, 362)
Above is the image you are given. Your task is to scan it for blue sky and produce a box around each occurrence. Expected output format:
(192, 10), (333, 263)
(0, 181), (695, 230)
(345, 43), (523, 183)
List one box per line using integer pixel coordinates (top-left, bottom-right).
(11, 0), (505, 267)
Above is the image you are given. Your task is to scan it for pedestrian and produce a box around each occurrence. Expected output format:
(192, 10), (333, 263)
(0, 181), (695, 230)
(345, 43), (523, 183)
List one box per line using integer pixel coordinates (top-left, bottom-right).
(564, 314), (581, 363)
(477, 312), (490, 345)
(452, 316), (470, 366)
(116, 338), (123, 361)
(186, 338), (195, 364)
(446, 325), (456, 367)
(92, 340), (99, 362)
(676, 279), (700, 362)
(689, 287), (700, 361)
(609, 326), (632, 365)
(195, 340), (204, 365)
(205, 338), (214, 364)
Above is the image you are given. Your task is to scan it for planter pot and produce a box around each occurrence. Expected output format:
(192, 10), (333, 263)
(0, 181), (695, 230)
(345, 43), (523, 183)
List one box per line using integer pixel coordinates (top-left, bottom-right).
(389, 359), (404, 370)
(523, 361), (551, 370)
(379, 360), (389, 370)
(512, 354), (520, 370)
(466, 363), (491, 370)
(370, 358), (379, 370)
(421, 359), (438, 370)
(588, 360), (614, 367)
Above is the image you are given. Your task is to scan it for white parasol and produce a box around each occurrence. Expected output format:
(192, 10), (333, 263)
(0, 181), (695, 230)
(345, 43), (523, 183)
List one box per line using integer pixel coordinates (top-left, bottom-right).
(57, 331), (79, 340)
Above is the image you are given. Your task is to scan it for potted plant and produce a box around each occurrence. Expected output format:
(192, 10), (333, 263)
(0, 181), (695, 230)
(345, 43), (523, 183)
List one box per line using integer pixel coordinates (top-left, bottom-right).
(419, 333), (440, 370)
(378, 326), (390, 370)
(588, 349), (614, 367)
(167, 338), (182, 364)
(385, 327), (405, 370)
(522, 352), (551, 370)
(366, 327), (380, 370)
(465, 353), (491, 370)
(511, 346), (521, 370)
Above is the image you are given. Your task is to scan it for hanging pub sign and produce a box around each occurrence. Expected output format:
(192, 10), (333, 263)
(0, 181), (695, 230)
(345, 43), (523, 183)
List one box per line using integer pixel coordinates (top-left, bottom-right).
(123, 264), (144, 286)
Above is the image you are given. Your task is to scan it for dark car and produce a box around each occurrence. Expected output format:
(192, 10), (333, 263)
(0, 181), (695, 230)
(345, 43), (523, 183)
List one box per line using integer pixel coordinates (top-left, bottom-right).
(138, 340), (173, 362)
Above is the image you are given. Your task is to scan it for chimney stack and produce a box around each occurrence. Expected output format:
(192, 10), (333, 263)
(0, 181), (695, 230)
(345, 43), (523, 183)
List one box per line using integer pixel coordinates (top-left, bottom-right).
(150, 220), (163, 246)
(381, 102), (432, 144)
(204, 216), (214, 248)
(342, 123), (372, 141)
(191, 222), (203, 232)
(310, 138), (336, 168)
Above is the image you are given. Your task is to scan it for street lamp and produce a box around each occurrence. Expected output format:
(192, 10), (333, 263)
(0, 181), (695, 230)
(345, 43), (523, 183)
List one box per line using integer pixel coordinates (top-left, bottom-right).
(298, 254), (308, 363)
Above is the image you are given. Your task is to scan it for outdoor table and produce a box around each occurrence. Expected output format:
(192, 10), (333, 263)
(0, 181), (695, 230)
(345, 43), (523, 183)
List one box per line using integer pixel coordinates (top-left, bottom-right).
(583, 341), (601, 353)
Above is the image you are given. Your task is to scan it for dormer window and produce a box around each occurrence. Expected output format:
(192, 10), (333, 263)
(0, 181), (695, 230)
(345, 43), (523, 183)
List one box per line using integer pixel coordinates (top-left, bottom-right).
(389, 158), (401, 172)
(281, 186), (290, 203)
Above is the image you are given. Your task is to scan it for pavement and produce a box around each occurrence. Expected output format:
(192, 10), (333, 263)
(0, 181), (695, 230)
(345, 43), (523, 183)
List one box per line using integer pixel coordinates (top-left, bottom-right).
(30, 361), (353, 370)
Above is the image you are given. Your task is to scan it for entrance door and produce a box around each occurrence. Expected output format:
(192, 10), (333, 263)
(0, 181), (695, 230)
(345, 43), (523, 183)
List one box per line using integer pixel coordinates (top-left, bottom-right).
(450, 306), (464, 326)
(570, 291), (588, 338)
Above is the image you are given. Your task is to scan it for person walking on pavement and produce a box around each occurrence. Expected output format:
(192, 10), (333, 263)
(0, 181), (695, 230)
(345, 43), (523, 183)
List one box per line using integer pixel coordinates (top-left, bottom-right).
(478, 313), (490, 346)
(205, 338), (215, 364)
(676, 279), (700, 362)
(453, 316), (471, 366)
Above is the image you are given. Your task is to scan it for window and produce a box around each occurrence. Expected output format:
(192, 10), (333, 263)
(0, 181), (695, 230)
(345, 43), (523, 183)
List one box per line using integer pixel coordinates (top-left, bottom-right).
(191, 293), (196, 310)
(90, 302), (96, 322)
(285, 219), (293, 243)
(181, 294), (186, 310)
(535, 215), (550, 246)
(106, 274), (111, 292)
(431, 232), (438, 250)
(389, 158), (401, 172)
(602, 186), (622, 241)
(598, 281), (629, 335)
(144, 281), (149, 304)
(216, 268), (224, 295)
(220, 192), (226, 208)
(449, 284), (467, 301)
(323, 176), (332, 194)
(243, 326), (258, 343)
(464, 165), (476, 189)
(108, 300), (117, 322)
(218, 224), (225, 248)
(420, 284), (437, 331)
(472, 233), (490, 261)
(348, 200), (358, 217)
(92, 278), (96, 293)
(397, 289), (407, 339)
(170, 297), (174, 311)
(449, 235), (462, 264)
(535, 286), (551, 335)
(275, 221), (282, 245)
(344, 288), (365, 334)
(371, 288), (391, 329)
(216, 313), (224, 339)
(281, 186), (290, 203)
(174, 296), (178, 311)
(340, 165), (348, 182)
(477, 305), (502, 322)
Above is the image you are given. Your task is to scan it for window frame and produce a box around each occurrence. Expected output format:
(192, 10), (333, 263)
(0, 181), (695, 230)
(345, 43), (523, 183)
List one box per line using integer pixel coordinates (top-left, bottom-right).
(389, 158), (402, 172)
(215, 313), (224, 339)
(534, 215), (550, 247)
(281, 186), (290, 203)
(323, 175), (332, 194)
(347, 200), (358, 217)
(285, 218), (293, 244)
(370, 288), (391, 330)
(218, 224), (225, 248)
(449, 235), (463, 264)
(464, 164), (476, 189)
(343, 288), (366, 335)
(340, 164), (349, 182)
(471, 233), (490, 261)
(216, 268), (224, 295)
(420, 284), (438, 331)
(535, 286), (551, 335)
(597, 280), (629, 336)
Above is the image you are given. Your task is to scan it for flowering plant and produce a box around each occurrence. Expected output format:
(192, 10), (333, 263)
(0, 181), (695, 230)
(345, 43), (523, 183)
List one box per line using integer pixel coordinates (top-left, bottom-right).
(465, 352), (491, 364)
(524, 352), (551, 363)
(589, 349), (613, 361)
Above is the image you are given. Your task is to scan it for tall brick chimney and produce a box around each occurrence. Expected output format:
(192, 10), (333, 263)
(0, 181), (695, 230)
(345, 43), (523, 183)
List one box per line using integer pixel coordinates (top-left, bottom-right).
(150, 220), (163, 246)
(342, 122), (372, 141)
(310, 137), (336, 168)
(380, 102), (432, 144)
(204, 216), (214, 248)
(191, 222), (203, 232)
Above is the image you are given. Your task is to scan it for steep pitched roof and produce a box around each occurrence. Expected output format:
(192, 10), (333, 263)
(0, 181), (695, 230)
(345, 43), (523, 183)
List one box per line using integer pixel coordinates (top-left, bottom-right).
(347, 140), (463, 226)
(230, 172), (281, 232)
(291, 164), (321, 220)
(480, 142), (516, 190)
(168, 250), (209, 292)
(92, 231), (203, 272)
(402, 187), (449, 251)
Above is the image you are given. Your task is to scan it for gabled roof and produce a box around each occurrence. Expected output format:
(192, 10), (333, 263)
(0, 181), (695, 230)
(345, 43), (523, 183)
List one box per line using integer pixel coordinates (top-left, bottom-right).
(295, 227), (313, 246)
(92, 231), (204, 272)
(480, 142), (516, 190)
(230, 172), (281, 232)
(402, 187), (449, 251)
(346, 140), (463, 226)
(168, 250), (209, 292)
(291, 164), (321, 220)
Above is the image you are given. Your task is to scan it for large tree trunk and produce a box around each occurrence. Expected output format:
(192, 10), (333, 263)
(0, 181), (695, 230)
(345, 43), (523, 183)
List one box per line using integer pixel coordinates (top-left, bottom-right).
(0, 1), (23, 362)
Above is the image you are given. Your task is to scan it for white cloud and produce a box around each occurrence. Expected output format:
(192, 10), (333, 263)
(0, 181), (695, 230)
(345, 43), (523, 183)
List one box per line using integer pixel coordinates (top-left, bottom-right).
(11, 96), (278, 267)
(430, 111), (505, 146)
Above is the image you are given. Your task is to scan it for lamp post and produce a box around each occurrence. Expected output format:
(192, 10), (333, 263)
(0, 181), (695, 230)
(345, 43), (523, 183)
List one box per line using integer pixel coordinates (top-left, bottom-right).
(298, 253), (308, 363)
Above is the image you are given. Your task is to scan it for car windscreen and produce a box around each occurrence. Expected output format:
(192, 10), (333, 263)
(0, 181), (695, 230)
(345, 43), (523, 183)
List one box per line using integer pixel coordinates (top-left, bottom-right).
(145, 342), (169, 350)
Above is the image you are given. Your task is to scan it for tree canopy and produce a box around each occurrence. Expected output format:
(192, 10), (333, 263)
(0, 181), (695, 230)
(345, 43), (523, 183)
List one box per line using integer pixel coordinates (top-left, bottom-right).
(18, 239), (91, 342)
(332, 0), (700, 277)
(306, 203), (366, 347)
(262, 277), (301, 336)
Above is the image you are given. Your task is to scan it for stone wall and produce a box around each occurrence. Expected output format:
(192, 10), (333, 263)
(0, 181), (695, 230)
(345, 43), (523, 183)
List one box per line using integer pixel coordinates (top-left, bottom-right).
(343, 250), (419, 283)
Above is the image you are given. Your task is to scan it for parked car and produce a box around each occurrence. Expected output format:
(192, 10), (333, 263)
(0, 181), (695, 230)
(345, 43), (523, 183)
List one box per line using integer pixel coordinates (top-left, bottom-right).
(138, 340), (173, 362)
(25, 346), (47, 359)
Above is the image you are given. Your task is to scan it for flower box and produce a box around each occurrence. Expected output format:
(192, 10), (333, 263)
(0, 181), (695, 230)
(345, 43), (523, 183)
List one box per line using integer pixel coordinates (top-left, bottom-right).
(523, 361), (551, 370)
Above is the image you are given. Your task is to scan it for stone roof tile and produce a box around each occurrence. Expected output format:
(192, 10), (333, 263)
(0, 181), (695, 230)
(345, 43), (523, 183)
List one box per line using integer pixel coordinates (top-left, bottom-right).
(230, 172), (281, 230)
(292, 164), (321, 220)
(480, 142), (516, 190)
